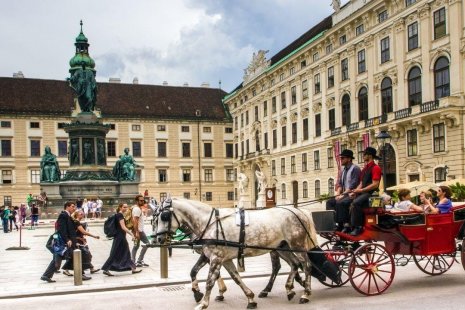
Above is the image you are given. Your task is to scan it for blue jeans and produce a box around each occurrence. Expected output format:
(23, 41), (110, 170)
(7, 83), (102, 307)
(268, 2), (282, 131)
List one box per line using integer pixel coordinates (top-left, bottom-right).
(2, 218), (9, 233)
(31, 215), (39, 226)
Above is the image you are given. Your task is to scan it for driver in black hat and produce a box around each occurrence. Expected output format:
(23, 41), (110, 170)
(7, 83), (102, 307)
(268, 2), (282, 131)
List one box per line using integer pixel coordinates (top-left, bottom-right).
(348, 147), (382, 236)
(326, 149), (361, 233)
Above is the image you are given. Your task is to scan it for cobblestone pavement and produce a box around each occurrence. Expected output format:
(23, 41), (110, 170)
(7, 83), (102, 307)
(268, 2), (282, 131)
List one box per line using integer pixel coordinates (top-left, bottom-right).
(0, 220), (290, 299)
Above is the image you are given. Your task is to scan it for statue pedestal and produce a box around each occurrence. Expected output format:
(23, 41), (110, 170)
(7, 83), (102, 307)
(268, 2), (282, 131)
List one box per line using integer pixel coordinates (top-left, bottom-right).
(256, 193), (266, 209)
(40, 183), (62, 200)
(238, 195), (252, 210)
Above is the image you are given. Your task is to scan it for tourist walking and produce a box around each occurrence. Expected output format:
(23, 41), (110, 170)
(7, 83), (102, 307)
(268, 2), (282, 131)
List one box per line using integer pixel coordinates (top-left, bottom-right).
(131, 195), (150, 267)
(9, 206), (19, 231)
(31, 203), (39, 227)
(41, 201), (79, 283)
(20, 203), (27, 225)
(82, 198), (89, 219)
(1, 206), (10, 233)
(62, 210), (99, 277)
(102, 203), (141, 276)
(96, 197), (103, 219)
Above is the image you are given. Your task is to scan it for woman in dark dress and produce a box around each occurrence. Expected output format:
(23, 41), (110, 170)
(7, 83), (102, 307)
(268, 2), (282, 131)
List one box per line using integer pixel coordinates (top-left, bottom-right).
(102, 203), (142, 276)
(62, 210), (100, 276)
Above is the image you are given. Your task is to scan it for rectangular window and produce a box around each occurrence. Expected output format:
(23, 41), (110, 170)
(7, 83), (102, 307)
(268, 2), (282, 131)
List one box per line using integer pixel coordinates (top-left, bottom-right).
(327, 148), (334, 168)
(326, 44), (333, 55)
(302, 153), (308, 172)
(301, 60), (307, 69)
(30, 121), (40, 129)
(264, 132), (268, 149)
(235, 143), (238, 158)
(263, 101), (268, 117)
(109, 124), (116, 130)
(132, 124), (141, 131)
(303, 182), (308, 198)
(281, 126), (287, 147)
(357, 141), (364, 164)
(58, 140), (67, 157)
(314, 150), (320, 170)
(182, 169), (191, 182)
(159, 169), (167, 183)
(281, 158), (286, 175)
(160, 193), (167, 203)
(378, 10), (388, 23)
(235, 116), (238, 130)
(328, 109), (336, 131)
(225, 127), (233, 133)
(246, 139), (249, 154)
(57, 122), (66, 129)
(280, 73), (285, 81)
(203, 127), (211, 133)
(271, 160), (276, 176)
(408, 22), (418, 51)
(204, 169), (213, 182)
(356, 24), (364, 36)
(303, 118), (309, 141)
(291, 86), (297, 105)
(315, 181), (321, 198)
(302, 80), (308, 99)
(157, 124), (166, 131)
(132, 141), (141, 157)
(406, 0), (416, 6)
(158, 141), (167, 157)
(291, 155), (296, 173)
(281, 92), (286, 109)
(227, 191), (234, 201)
(314, 73), (321, 94)
(182, 142), (191, 157)
(272, 97), (277, 113)
(245, 111), (249, 125)
(205, 192), (213, 201)
(433, 123), (445, 152)
(339, 34), (347, 45)
(226, 143), (233, 158)
(407, 129), (418, 156)
(315, 114), (321, 137)
(181, 125), (190, 132)
(381, 37), (390, 63)
(434, 8), (446, 40)
(292, 122), (297, 144)
(204, 142), (212, 158)
(358, 49), (366, 73)
(226, 168), (234, 181)
(290, 67), (295, 75)
(341, 58), (349, 81)
(312, 52), (319, 62)
(107, 141), (116, 157)
(0, 121), (11, 128)
(327, 66), (334, 88)
(272, 129), (277, 149)
(31, 170), (40, 184)
(1, 170), (12, 184)
(30, 140), (40, 157)
(184, 192), (191, 199)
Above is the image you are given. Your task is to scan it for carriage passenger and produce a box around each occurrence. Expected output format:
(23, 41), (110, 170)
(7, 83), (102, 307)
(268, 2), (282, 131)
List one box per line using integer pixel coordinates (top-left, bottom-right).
(390, 189), (420, 213)
(426, 186), (453, 214)
(408, 191), (434, 213)
(348, 147), (382, 236)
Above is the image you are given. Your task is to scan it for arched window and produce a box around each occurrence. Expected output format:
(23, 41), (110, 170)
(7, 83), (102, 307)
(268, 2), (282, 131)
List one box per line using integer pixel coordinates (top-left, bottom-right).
(281, 183), (286, 199)
(358, 87), (368, 121)
(303, 181), (308, 198)
(381, 77), (393, 114)
(341, 94), (351, 126)
(328, 178), (335, 196)
(434, 167), (447, 183)
(434, 57), (450, 100)
(315, 180), (321, 198)
(408, 67), (422, 106)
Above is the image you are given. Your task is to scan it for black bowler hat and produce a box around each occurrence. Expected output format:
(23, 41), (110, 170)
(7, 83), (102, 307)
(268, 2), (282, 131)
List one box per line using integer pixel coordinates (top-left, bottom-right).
(364, 147), (380, 160)
(339, 149), (355, 159)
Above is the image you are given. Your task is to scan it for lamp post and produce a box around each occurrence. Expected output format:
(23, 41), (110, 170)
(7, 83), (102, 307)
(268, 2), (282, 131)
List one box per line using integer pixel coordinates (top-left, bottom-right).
(376, 130), (392, 192)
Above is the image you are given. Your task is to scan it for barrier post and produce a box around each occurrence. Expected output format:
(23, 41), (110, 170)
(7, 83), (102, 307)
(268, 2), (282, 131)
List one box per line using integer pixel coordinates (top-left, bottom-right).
(73, 249), (83, 286)
(160, 246), (168, 278)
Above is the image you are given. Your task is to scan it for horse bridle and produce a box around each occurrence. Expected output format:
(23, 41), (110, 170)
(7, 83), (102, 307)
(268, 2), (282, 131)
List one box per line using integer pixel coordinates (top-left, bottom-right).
(154, 198), (186, 239)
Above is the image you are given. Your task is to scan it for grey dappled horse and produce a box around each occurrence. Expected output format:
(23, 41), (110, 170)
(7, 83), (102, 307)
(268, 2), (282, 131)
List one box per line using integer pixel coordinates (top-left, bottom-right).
(155, 198), (318, 310)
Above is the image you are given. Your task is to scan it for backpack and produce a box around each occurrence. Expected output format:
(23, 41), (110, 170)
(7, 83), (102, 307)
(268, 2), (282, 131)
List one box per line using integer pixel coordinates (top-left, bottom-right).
(124, 206), (134, 230)
(104, 214), (118, 238)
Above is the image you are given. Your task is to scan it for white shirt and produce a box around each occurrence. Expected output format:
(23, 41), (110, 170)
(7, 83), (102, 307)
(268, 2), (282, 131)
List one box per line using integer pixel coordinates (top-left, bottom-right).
(132, 206), (145, 232)
(395, 200), (413, 211)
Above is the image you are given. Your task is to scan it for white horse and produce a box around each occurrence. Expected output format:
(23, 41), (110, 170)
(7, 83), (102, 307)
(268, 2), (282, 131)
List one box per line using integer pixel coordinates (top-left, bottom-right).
(156, 198), (318, 309)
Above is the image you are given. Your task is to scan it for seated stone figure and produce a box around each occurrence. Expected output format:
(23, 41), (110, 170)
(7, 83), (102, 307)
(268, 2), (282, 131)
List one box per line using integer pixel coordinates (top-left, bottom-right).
(113, 148), (137, 181)
(40, 146), (61, 182)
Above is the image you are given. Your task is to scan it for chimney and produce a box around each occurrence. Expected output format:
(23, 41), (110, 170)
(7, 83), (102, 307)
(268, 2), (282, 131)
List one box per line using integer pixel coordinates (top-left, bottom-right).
(133, 77), (139, 84)
(163, 81), (168, 86)
(109, 77), (121, 83)
(183, 82), (189, 87)
(13, 71), (24, 78)
(200, 82), (210, 88)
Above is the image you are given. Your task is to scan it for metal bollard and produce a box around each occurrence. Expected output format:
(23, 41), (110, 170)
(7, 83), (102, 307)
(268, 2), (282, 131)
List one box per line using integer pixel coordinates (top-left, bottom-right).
(73, 249), (83, 286)
(160, 246), (168, 278)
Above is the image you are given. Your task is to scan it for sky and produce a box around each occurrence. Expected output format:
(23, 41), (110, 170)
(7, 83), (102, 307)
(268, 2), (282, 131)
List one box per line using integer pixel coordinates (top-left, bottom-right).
(0, 0), (343, 93)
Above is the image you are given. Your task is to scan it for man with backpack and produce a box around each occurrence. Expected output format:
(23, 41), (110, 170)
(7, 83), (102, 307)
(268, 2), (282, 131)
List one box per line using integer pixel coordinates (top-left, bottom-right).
(131, 194), (150, 267)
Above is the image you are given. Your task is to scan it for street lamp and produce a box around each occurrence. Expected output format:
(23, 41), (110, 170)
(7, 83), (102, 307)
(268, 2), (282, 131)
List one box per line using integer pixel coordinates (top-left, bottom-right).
(376, 130), (392, 192)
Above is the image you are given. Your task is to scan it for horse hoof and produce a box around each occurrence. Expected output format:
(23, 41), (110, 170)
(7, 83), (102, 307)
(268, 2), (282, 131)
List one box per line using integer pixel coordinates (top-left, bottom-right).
(299, 297), (310, 304)
(215, 296), (225, 302)
(258, 291), (268, 298)
(287, 291), (296, 301)
(247, 302), (258, 309)
(193, 291), (204, 303)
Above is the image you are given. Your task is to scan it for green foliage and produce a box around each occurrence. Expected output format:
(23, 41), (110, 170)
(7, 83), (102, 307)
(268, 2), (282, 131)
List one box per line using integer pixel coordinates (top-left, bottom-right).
(318, 193), (331, 202)
(449, 183), (465, 201)
(391, 191), (399, 203)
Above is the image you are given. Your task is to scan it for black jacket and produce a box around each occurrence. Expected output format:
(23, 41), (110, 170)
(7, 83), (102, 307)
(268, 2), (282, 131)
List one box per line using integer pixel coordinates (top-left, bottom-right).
(56, 211), (77, 247)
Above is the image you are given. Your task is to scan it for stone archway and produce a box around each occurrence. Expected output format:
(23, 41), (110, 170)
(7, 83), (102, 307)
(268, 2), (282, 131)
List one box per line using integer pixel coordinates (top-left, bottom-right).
(378, 144), (396, 189)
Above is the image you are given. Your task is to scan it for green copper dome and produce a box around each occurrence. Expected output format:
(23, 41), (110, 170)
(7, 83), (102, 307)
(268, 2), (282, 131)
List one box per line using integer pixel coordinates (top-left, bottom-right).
(69, 20), (96, 73)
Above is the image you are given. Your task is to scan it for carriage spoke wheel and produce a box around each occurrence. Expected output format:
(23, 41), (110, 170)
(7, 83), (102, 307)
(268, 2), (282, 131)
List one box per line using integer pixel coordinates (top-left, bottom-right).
(413, 253), (455, 275)
(348, 243), (395, 296)
(461, 239), (465, 271)
(319, 241), (352, 287)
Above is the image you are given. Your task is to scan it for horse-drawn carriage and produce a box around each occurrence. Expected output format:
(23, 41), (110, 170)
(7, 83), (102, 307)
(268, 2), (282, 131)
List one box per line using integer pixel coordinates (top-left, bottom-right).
(314, 197), (465, 295)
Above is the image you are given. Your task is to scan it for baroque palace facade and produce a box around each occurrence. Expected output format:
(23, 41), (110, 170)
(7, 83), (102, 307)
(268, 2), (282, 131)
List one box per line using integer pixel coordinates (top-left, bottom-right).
(225, 0), (465, 206)
(0, 30), (234, 208)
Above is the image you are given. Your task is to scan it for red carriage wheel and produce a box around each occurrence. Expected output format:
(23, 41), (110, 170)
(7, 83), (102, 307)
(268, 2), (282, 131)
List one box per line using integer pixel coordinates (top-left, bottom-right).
(318, 241), (352, 287)
(413, 253), (455, 275)
(348, 243), (395, 296)
(461, 239), (465, 271)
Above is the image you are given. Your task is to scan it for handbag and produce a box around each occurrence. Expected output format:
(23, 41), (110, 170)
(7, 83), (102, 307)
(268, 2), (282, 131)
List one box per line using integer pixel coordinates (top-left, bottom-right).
(52, 233), (68, 257)
(45, 234), (54, 254)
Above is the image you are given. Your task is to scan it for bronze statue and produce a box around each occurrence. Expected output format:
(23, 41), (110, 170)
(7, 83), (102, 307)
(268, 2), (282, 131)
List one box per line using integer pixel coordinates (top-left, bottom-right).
(113, 148), (137, 181)
(40, 146), (61, 182)
(69, 64), (98, 112)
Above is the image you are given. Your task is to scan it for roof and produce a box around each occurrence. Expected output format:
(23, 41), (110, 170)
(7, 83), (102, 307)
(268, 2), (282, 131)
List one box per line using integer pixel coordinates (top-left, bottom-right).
(0, 77), (230, 121)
